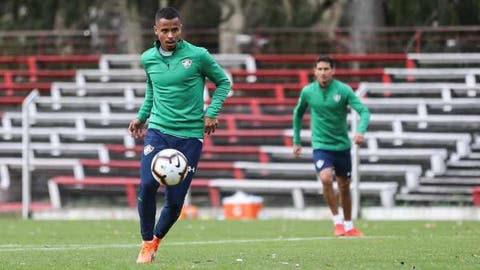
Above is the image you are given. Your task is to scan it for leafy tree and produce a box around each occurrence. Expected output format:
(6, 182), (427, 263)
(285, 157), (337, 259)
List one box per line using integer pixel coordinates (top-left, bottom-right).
(385, 0), (480, 26)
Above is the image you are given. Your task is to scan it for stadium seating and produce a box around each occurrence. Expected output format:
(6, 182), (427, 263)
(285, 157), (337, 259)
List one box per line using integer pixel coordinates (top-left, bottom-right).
(1, 52), (480, 211)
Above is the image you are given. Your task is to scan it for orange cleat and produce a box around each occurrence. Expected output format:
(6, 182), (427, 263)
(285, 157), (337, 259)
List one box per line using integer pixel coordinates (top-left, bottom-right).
(344, 228), (364, 237)
(136, 236), (161, 263)
(334, 224), (346, 237)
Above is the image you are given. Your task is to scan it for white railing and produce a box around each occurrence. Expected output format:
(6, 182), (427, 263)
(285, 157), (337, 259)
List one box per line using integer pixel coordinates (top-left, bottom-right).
(22, 90), (39, 219)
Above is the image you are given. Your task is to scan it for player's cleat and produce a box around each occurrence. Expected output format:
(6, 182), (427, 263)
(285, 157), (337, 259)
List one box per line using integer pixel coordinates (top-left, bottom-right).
(334, 224), (346, 237)
(344, 228), (364, 237)
(136, 237), (161, 263)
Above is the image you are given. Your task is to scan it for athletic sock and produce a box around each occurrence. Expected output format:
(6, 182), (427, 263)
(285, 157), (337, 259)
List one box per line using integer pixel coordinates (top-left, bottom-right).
(344, 221), (353, 231)
(333, 214), (343, 225)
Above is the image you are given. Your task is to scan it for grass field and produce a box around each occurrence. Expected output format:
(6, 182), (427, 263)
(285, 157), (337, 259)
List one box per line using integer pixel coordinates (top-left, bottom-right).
(0, 218), (479, 269)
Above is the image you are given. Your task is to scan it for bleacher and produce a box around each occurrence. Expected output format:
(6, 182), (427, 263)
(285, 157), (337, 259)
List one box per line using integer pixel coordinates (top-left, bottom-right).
(1, 52), (479, 212)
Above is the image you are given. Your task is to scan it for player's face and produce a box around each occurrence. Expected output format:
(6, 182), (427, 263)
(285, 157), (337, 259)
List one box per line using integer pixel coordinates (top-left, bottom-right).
(314, 61), (334, 87)
(154, 17), (182, 51)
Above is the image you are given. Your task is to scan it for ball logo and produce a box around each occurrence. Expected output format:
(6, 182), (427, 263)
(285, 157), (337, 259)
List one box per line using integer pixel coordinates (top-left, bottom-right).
(174, 155), (181, 168)
(182, 59), (192, 69)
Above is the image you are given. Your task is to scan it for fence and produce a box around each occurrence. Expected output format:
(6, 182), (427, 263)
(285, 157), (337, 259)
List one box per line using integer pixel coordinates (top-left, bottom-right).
(1, 26), (479, 56)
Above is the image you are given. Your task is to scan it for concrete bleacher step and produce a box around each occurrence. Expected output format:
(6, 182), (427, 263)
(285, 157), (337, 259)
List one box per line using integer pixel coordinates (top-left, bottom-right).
(402, 185), (473, 195)
(447, 160), (480, 168)
(395, 193), (472, 203)
(358, 82), (480, 98)
(420, 177), (480, 186)
(443, 169), (480, 177)
(467, 152), (480, 159)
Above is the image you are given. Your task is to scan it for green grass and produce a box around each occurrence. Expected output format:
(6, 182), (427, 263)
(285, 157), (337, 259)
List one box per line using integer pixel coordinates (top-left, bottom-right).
(0, 218), (479, 269)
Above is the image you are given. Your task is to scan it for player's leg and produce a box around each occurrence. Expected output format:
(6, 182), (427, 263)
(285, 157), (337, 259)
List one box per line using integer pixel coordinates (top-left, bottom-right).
(154, 137), (203, 238)
(136, 129), (168, 263)
(334, 149), (363, 237)
(313, 149), (344, 236)
(138, 129), (168, 241)
(336, 175), (352, 221)
(318, 168), (337, 215)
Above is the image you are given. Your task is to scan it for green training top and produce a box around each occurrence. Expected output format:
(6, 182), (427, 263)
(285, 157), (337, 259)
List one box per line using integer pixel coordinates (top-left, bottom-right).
(292, 79), (370, 151)
(137, 40), (231, 138)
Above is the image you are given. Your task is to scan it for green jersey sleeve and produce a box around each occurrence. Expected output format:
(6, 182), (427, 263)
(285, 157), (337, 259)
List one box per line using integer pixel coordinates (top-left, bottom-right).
(136, 70), (153, 122)
(292, 89), (309, 146)
(347, 90), (370, 134)
(201, 50), (231, 118)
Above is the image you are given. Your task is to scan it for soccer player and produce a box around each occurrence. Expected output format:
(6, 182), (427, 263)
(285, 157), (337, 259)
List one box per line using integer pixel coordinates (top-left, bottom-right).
(292, 55), (370, 237)
(128, 7), (231, 263)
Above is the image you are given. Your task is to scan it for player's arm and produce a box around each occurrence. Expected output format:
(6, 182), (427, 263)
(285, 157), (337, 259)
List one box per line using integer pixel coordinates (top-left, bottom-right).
(347, 88), (370, 145)
(292, 90), (308, 157)
(200, 49), (231, 134)
(129, 66), (153, 139)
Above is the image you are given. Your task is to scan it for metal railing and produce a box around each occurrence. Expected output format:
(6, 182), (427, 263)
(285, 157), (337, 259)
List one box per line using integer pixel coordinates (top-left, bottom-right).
(21, 90), (39, 219)
(1, 26), (479, 56)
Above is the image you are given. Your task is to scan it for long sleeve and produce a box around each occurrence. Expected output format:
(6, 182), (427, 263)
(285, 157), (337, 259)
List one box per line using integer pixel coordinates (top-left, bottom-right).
(201, 50), (231, 118)
(136, 69), (153, 122)
(292, 90), (308, 146)
(348, 91), (370, 134)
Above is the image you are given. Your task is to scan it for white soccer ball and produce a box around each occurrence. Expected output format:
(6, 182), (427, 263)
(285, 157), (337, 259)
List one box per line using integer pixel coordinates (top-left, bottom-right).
(151, 148), (189, 186)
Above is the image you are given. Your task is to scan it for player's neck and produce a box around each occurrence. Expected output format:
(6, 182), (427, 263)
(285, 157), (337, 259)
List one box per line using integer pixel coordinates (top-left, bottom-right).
(318, 80), (332, 89)
(159, 46), (174, 56)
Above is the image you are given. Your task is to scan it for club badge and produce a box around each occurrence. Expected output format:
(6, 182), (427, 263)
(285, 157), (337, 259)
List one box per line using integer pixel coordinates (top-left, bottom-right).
(333, 94), (341, 102)
(182, 59), (192, 69)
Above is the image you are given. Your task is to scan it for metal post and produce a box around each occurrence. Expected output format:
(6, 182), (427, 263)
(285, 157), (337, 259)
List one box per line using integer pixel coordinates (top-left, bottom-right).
(350, 84), (368, 220)
(22, 90), (39, 219)
(351, 112), (360, 219)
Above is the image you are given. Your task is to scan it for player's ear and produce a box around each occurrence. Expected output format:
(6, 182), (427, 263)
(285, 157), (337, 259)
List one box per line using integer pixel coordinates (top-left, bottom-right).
(153, 25), (158, 35)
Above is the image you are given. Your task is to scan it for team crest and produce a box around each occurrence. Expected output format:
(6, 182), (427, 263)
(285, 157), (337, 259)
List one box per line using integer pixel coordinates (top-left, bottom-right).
(333, 94), (341, 102)
(182, 59), (192, 69)
(316, 160), (324, 169)
(143, 144), (154, 155)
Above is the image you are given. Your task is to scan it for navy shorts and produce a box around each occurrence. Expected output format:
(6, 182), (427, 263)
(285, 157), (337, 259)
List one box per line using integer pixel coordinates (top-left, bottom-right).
(139, 129), (203, 205)
(312, 148), (352, 179)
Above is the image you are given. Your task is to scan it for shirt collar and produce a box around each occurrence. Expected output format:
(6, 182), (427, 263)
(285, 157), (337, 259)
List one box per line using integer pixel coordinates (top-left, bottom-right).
(154, 39), (184, 53)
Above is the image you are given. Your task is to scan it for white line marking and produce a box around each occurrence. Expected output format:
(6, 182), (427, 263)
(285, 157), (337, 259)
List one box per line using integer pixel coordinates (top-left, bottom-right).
(0, 236), (394, 252)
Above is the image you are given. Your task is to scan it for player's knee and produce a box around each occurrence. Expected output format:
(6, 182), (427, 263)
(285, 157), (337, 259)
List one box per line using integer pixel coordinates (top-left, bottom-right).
(138, 181), (159, 199)
(337, 180), (351, 193)
(318, 171), (334, 185)
(339, 184), (350, 194)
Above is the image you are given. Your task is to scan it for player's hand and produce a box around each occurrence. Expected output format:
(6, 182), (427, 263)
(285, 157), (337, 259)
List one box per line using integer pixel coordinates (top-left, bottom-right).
(204, 117), (218, 135)
(293, 145), (302, 158)
(128, 118), (146, 139)
(353, 133), (365, 145)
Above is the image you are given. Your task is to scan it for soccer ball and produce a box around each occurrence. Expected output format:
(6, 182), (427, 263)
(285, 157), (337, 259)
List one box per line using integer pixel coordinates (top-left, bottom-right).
(151, 148), (189, 186)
